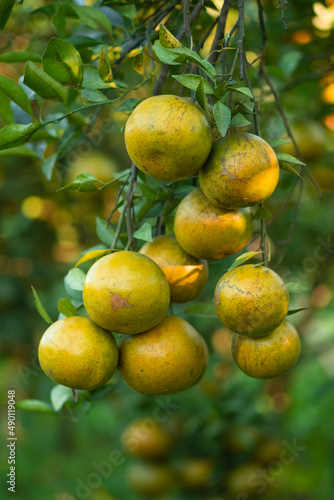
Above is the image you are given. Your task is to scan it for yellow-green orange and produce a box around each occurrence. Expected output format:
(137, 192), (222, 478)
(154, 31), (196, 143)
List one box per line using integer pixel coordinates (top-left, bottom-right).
(38, 317), (118, 390)
(174, 189), (253, 260)
(127, 462), (173, 496)
(177, 459), (213, 489)
(280, 121), (326, 162)
(214, 265), (289, 337)
(121, 419), (173, 458)
(231, 320), (301, 379)
(118, 315), (206, 395)
(124, 95), (212, 181)
(139, 235), (208, 303)
(83, 251), (170, 334)
(199, 133), (279, 209)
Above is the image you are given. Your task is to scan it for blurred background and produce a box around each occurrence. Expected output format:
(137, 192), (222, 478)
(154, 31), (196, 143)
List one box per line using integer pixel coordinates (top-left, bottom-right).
(1, 0), (334, 499)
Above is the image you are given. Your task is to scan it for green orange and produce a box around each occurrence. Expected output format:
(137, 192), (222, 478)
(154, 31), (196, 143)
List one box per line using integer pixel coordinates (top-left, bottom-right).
(118, 315), (207, 395)
(199, 133), (279, 209)
(38, 316), (118, 390)
(214, 264), (289, 337)
(83, 251), (170, 334)
(124, 95), (212, 181)
(139, 235), (208, 303)
(174, 189), (253, 260)
(231, 320), (301, 378)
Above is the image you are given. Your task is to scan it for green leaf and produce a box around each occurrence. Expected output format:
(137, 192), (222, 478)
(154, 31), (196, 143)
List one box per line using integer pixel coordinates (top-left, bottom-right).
(75, 249), (113, 267)
(114, 4), (136, 20)
(153, 41), (184, 66)
(0, 75), (33, 116)
(276, 152), (306, 166)
(16, 400), (58, 415)
(64, 268), (86, 293)
(0, 123), (41, 151)
(253, 207), (272, 220)
(279, 161), (304, 180)
(81, 88), (107, 102)
(285, 282), (308, 293)
(0, 51), (41, 63)
(172, 74), (214, 94)
(0, 0), (15, 30)
(98, 45), (113, 83)
(195, 78), (208, 112)
(169, 46), (216, 79)
(134, 222), (153, 242)
(270, 139), (291, 148)
(52, 6), (67, 39)
(0, 145), (37, 157)
(117, 98), (140, 112)
(58, 173), (103, 192)
(230, 113), (251, 128)
(228, 251), (262, 271)
(51, 385), (74, 412)
(287, 308), (308, 316)
(43, 38), (83, 87)
(42, 153), (57, 181)
(82, 65), (112, 90)
(0, 95), (13, 124)
(31, 286), (53, 325)
(279, 51), (302, 77)
(213, 101), (231, 138)
(71, 5), (112, 36)
(58, 298), (79, 318)
(182, 301), (216, 318)
(231, 87), (253, 98)
(24, 61), (67, 103)
(159, 24), (182, 49)
(214, 81), (227, 98)
(132, 51), (144, 75)
(96, 216), (115, 246)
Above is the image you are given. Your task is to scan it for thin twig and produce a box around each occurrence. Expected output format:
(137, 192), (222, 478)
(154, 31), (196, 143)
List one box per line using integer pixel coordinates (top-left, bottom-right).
(111, 164), (137, 249)
(154, 0), (207, 94)
(278, 0), (289, 31)
(237, 0), (244, 81)
(208, 0), (232, 64)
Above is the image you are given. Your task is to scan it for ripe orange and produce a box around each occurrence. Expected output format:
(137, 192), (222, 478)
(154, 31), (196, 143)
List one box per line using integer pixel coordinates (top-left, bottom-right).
(124, 95), (212, 181)
(83, 251), (170, 334)
(38, 317), (118, 390)
(118, 315), (207, 395)
(127, 462), (173, 496)
(231, 319), (301, 378)
(214, 264), (289, 337)
(121, 419), (173, 458)
(280, 121), (326, 162)
(174, 189), (253, 260)
(199, 133), (279, 209)
(139, 235), (209, 303)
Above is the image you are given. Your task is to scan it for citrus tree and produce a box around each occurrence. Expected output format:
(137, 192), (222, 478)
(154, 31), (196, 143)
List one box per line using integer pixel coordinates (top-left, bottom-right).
(0, 0), (327, 414)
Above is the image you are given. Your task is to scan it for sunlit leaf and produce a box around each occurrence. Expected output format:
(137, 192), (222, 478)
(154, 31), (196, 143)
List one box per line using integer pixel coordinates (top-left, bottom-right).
(31, 286), (53, 325)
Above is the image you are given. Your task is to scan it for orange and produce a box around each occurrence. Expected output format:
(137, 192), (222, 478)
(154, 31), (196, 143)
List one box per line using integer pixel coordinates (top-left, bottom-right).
(231, 319), (301, 378)
(124, 95), (212, 181)
(118, 315), (207, 395)
(139, 235), (209, 303)
(121, 419), (173, 458)
(214, 264), (289, 337)
(280, 121), (326, 162)
(174, 189), (253, 260)
(38, 317), (118, 390)
(83, 251), (170, 334)
(199, 133), (279, 209)
(127, 462), (173, 496)
(177, 458), (213, 489)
